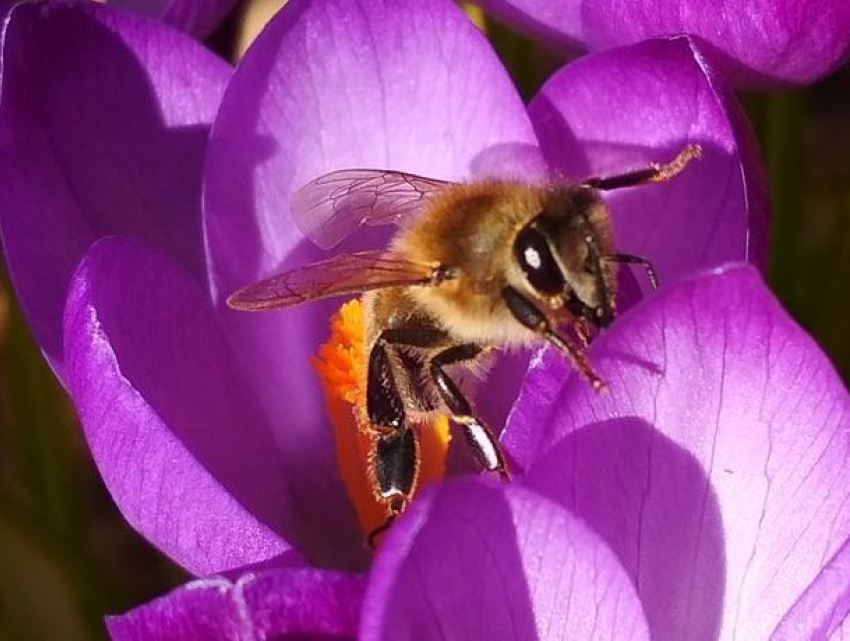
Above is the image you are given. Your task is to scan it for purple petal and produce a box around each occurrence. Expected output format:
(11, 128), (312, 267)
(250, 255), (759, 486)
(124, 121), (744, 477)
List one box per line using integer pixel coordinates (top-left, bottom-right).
(530, 37), (767, 296)
(0, 1), (228, 377)
(477, 0), (850, 88)
(832, 619), (850, 641)
(506, 265), (850, 639)
(107, 567), (364, 640)
(110, 0), (239, 39)
(771, 534), (850, 639)
(585, 0), (850, 88)
(202, 0), (543, 564)
(64, 237), (301, 576)
(361, 478), (650, 640)
(206, 0), (543, 301)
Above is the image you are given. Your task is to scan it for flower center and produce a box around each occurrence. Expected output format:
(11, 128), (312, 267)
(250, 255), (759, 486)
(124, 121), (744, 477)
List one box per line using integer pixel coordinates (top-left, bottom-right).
(313, 300), (451, 541)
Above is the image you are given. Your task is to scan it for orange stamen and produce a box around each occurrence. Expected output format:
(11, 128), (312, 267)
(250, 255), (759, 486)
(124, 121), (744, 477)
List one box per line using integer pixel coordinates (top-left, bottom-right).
(313, 300), (451, 539)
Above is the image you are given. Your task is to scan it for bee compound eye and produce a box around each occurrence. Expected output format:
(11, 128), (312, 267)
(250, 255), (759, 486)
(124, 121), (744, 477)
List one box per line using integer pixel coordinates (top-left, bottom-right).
(514, 224), (565, 296)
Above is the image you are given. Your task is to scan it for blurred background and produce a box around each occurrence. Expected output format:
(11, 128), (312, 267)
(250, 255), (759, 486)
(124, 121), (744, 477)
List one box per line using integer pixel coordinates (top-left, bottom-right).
(0, 0), (847, 638)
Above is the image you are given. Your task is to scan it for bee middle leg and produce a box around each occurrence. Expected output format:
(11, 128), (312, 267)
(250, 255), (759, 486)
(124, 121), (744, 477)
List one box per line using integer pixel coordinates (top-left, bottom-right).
(429, 344), (509, 478)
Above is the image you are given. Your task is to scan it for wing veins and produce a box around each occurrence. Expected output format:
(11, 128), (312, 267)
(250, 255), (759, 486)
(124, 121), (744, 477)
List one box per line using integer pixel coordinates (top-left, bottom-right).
(291, 169), (450, 249)
(227, 250), (445, 311)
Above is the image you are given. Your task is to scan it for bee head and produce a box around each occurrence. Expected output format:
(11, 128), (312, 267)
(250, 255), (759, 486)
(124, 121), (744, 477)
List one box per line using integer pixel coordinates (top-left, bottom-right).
(512, 190), (616, 328)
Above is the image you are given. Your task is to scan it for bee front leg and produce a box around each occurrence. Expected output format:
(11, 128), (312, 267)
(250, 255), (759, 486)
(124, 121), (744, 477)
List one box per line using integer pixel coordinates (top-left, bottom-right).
(503, 286), (606, 392)
(603, 253), (659, 290)
(581, 144), (701, 191)
(430, 344), (510, 479)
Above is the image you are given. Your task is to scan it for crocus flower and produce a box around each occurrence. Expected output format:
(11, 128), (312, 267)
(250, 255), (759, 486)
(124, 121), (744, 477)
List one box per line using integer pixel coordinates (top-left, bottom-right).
(475, 0), (850, 89)
(0, 0), (773, 635)
(106, 265), (850, 639)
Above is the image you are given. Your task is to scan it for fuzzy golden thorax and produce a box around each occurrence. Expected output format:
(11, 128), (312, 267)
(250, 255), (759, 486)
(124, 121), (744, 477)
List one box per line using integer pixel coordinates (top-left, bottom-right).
(389, 181), (615, 347)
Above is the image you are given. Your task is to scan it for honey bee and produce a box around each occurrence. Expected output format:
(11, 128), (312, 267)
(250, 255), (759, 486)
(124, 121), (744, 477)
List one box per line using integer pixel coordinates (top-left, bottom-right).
(228, 145), (701, 538)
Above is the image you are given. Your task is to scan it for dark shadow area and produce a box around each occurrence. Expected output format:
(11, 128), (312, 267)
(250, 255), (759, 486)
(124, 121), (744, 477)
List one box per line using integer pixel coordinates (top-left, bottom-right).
(0, 2), (219, 366)
(526, 417), (725, 641)
(747, 64), (850, 386)
(478, 7), (578, 100)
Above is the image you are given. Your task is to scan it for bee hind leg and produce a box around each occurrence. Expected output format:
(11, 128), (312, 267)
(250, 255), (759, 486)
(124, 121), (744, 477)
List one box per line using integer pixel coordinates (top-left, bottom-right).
(365, 341), (420, 546)
(430, 344), (510, 479)
(366, 428), (417, 548)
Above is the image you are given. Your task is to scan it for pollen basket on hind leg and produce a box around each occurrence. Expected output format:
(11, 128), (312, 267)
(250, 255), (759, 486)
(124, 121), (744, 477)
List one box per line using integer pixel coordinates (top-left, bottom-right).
(313, 299), (451, 540)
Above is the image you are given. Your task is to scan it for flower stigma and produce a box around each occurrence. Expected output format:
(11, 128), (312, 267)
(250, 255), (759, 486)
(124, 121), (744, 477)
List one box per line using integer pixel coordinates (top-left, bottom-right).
(313, 299), (452, 541)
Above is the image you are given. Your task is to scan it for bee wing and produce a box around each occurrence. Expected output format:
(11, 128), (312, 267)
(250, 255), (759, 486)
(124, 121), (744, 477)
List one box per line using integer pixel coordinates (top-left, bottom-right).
(227, 250), (448, 311)
(291, 169), (451, 250)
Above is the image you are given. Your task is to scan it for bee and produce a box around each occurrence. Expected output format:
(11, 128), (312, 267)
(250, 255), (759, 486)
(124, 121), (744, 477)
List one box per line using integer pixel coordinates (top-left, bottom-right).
(228, 145), (701, 539)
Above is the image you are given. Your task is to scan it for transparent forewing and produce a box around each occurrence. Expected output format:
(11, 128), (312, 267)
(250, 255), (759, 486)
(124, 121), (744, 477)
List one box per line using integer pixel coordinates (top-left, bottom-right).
(291, 169), (450, 250)
(227, 250), (443, 311)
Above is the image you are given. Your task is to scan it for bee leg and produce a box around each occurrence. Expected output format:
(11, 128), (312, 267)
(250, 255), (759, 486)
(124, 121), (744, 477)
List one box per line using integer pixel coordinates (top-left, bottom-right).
(604, 253), (659, 289)
(575, 318), (593, 347)
(429, 344), (509, 479)
(581, 144), (701, 191)
(372, 427), (419, 508)
(367, 511), (397, 549)
(503, 286), (606, 392)
(366, 341), (420, 542)
(366, 427), (418, 548)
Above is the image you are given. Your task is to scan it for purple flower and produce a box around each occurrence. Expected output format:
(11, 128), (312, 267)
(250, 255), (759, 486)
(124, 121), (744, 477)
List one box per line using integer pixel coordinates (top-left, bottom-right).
(106, 265), (850, 639)
(0, 0), (781, 635)
(476, 0), (850, 89)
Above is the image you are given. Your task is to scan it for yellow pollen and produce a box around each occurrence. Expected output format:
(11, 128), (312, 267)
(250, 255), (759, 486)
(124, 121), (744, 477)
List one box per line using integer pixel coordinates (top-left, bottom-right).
(313, 300), (451, 539)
